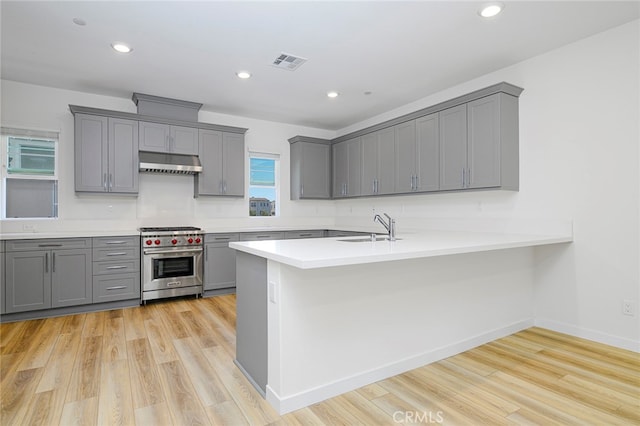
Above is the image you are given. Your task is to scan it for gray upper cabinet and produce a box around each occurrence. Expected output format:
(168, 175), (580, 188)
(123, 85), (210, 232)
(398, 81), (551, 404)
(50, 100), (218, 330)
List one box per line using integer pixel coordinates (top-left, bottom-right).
(290, 137), (331, 200)
(440, 93), (519, 191)
(74, 114), (139, 194)
(5, 238), (92, 313)
(439, 104), (468, 190)
(467, 93), (519, 190)
(332, 137), (362, 198)
(196, 129), (244, 197)
(361, 127), (395, 196)
(139, 121), (198, 155)
(394, 119), (439, 194)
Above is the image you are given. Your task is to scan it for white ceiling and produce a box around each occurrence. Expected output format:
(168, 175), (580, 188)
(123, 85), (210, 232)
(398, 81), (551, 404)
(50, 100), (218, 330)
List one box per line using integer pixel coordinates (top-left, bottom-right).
(1, 1), (638, 130)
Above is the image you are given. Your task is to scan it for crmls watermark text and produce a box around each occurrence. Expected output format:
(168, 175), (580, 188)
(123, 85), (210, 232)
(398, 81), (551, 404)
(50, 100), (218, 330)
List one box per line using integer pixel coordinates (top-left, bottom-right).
(393, 410), (444, 424)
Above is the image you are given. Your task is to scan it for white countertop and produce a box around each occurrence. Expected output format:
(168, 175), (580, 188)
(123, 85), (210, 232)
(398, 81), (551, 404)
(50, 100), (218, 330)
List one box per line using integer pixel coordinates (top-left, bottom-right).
(229, 230), (573, 269)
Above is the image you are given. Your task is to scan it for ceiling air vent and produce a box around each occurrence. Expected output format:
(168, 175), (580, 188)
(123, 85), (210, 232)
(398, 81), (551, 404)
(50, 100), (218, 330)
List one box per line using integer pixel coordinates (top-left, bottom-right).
(271, 53), (308, 71)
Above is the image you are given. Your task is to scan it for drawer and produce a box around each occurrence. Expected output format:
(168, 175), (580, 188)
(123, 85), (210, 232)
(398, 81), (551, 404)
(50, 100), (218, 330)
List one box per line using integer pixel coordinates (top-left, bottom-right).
(93, 259), (139, 275)
(93, 273), (140, 303)
(93, 236), (138, 248)
(205, 233), (239, 243)
(284, 230), (325, 239)
(239, 232), (285, 241)
(92, 246), (140, 261)
(6, 238), (92, 252)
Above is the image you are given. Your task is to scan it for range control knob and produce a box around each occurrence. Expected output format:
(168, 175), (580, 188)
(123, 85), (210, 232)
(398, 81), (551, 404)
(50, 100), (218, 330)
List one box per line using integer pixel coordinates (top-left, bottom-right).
(171, 239), (178, 245)
(188, 238), (194, 244)
(195, 237), (201, 243)
(146, 239), (153, 245)
(154, 239), (161, 245)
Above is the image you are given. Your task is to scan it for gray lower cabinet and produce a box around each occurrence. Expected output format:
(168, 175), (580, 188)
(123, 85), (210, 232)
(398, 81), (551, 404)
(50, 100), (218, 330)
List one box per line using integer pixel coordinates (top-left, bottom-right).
(139, 121), (199, 155)
(74, 114), (139, 193)
(361, 127), (395, 196)
(204, 233), (240, 291)
(332, 137), (362, 198)
(1, 241), (4, 314)
(92, 236), (140, 303)
(5, 238), (92, 313)
(284, 230), (326, 239)
(239, 232), (285, 241)
(196, 130), (245, 197)
(289, 138), (331, 200)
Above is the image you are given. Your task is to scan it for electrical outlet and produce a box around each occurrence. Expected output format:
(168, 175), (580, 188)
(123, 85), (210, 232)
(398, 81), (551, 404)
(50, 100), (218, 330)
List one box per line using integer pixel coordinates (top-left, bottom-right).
(622, 300), (636, 316)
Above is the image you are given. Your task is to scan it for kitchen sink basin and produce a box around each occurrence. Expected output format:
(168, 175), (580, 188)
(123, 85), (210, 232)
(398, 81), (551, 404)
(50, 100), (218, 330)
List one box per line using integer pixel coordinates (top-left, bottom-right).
(338, 237), (402, 242)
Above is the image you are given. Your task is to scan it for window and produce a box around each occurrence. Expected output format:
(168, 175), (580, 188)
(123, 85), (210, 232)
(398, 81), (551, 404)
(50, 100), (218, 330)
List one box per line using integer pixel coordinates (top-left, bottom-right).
(1, 128), (59, 218)
(249, 154), (279, 217)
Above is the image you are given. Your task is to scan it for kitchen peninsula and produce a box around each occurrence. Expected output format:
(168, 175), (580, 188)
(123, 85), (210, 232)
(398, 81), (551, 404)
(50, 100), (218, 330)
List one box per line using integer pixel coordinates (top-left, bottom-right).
(230, 229), (573, 414)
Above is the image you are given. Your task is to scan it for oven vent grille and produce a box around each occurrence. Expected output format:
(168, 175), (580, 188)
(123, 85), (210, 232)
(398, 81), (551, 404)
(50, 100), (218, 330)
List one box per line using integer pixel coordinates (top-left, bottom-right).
(271, 53), (308, 71)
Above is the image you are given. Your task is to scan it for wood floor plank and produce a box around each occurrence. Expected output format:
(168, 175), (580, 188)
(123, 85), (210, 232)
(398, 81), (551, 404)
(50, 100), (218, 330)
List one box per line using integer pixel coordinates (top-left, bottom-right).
(123, 306), (147, 341)
(143, 315), (179, 365)
(1, 318), (45, 355)
(355, 382), (388, 400)
(65, 336), (103, 402)
(103, 317), (128, 362)
(157, 360), (211, 426)
(60, 397), (98, 425)
(133, 402), (174, 426)
(126, 338), (165, 409)
(156, 302), (191, 340)
(81, 310), (105, 337)
(16, 316), (64, 371)
(172, 337), (231, 407)
(0, 367), (44, 425)
(97, 359), (135, 426)
(59, 313), (86, 334)
(205, 400), (250, 425)
(180, 309), (219, 349)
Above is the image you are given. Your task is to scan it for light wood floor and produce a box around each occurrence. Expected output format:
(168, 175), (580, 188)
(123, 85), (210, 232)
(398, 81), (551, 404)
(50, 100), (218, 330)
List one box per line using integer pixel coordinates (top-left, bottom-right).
(1, 294), (638, 425)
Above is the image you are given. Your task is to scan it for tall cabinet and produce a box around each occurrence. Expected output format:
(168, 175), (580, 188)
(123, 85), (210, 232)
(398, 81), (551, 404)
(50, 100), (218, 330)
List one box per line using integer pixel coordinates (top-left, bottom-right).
(74, 114), (139, 194)
(196, 129), (245, 197)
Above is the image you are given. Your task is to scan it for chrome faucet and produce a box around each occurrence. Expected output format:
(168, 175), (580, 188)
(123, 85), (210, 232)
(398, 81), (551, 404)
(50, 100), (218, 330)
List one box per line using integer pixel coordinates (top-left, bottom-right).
(373, 213), (396, 241)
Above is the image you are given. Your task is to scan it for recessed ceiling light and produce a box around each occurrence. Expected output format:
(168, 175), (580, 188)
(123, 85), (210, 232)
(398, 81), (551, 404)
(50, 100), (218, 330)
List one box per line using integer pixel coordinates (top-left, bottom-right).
(327, 91), (339, 98)
(236, 71), (251, 79)
(479, 3), (504, 18)
(72, 18), (86, 26)
(111, 43), (132, 53)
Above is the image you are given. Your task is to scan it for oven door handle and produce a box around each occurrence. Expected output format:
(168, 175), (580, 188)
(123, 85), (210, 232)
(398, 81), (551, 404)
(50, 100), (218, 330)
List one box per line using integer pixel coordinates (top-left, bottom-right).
(144, 247), (203, 255)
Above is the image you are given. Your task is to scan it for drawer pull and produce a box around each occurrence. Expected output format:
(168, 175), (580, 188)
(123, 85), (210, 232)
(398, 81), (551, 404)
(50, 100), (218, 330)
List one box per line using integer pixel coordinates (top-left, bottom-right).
(299, 233), (313, 237)
(105, 241), (127, 245)
(106, 265), (128, 270)
(215, 237), (231, 240)
(106, 252), (127, 256)
(106, 285), (128, 291)
(38, 244), (63, 247)
(256, 235), (270, 239)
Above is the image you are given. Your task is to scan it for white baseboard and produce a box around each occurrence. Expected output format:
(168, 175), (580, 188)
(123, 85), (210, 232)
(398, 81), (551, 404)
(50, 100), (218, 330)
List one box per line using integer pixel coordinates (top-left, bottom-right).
(266, 319), (534, 415)
(535, 318), (640, 353)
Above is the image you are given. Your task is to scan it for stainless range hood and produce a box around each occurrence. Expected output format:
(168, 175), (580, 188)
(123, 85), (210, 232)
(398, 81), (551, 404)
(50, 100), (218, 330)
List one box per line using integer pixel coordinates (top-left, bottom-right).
(139, 151), (203, 174)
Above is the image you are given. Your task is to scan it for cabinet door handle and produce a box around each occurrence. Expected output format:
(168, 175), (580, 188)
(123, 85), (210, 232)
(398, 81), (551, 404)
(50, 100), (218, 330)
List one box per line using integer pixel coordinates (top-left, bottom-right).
(415, 175), (419, 191)
(103, 173), (108, 191)
(106, 252), (127, 256)
(223, 182), (227, 194)
(106, 286), (127, 291)
(45, 253), (49, 273)
(205, 246), (208, 261)
(52, 252), (56, 273)
(106, 265), (127, 270)
(109, 173), (113, 190)
(105, 241), (127, 245)
(38, 243), (63, 247)
(462, 169), (466, 188)
(301, 185), (304, 197)
(467, 168), (471, 187)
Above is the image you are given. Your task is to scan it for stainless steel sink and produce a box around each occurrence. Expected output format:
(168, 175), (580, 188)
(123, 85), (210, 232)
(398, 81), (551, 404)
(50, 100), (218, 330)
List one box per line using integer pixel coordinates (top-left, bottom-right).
(338, 237), (402, 242)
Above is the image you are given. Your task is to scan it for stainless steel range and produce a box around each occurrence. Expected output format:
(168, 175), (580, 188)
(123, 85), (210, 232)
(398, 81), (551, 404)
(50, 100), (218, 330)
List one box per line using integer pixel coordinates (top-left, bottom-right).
(140, 226), (204, 303)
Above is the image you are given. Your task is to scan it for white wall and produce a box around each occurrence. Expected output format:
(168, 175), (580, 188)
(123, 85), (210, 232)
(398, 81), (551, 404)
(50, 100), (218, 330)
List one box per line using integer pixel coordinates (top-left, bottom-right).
(0, 81), (336, 233)
(333, 20), (640, 350)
